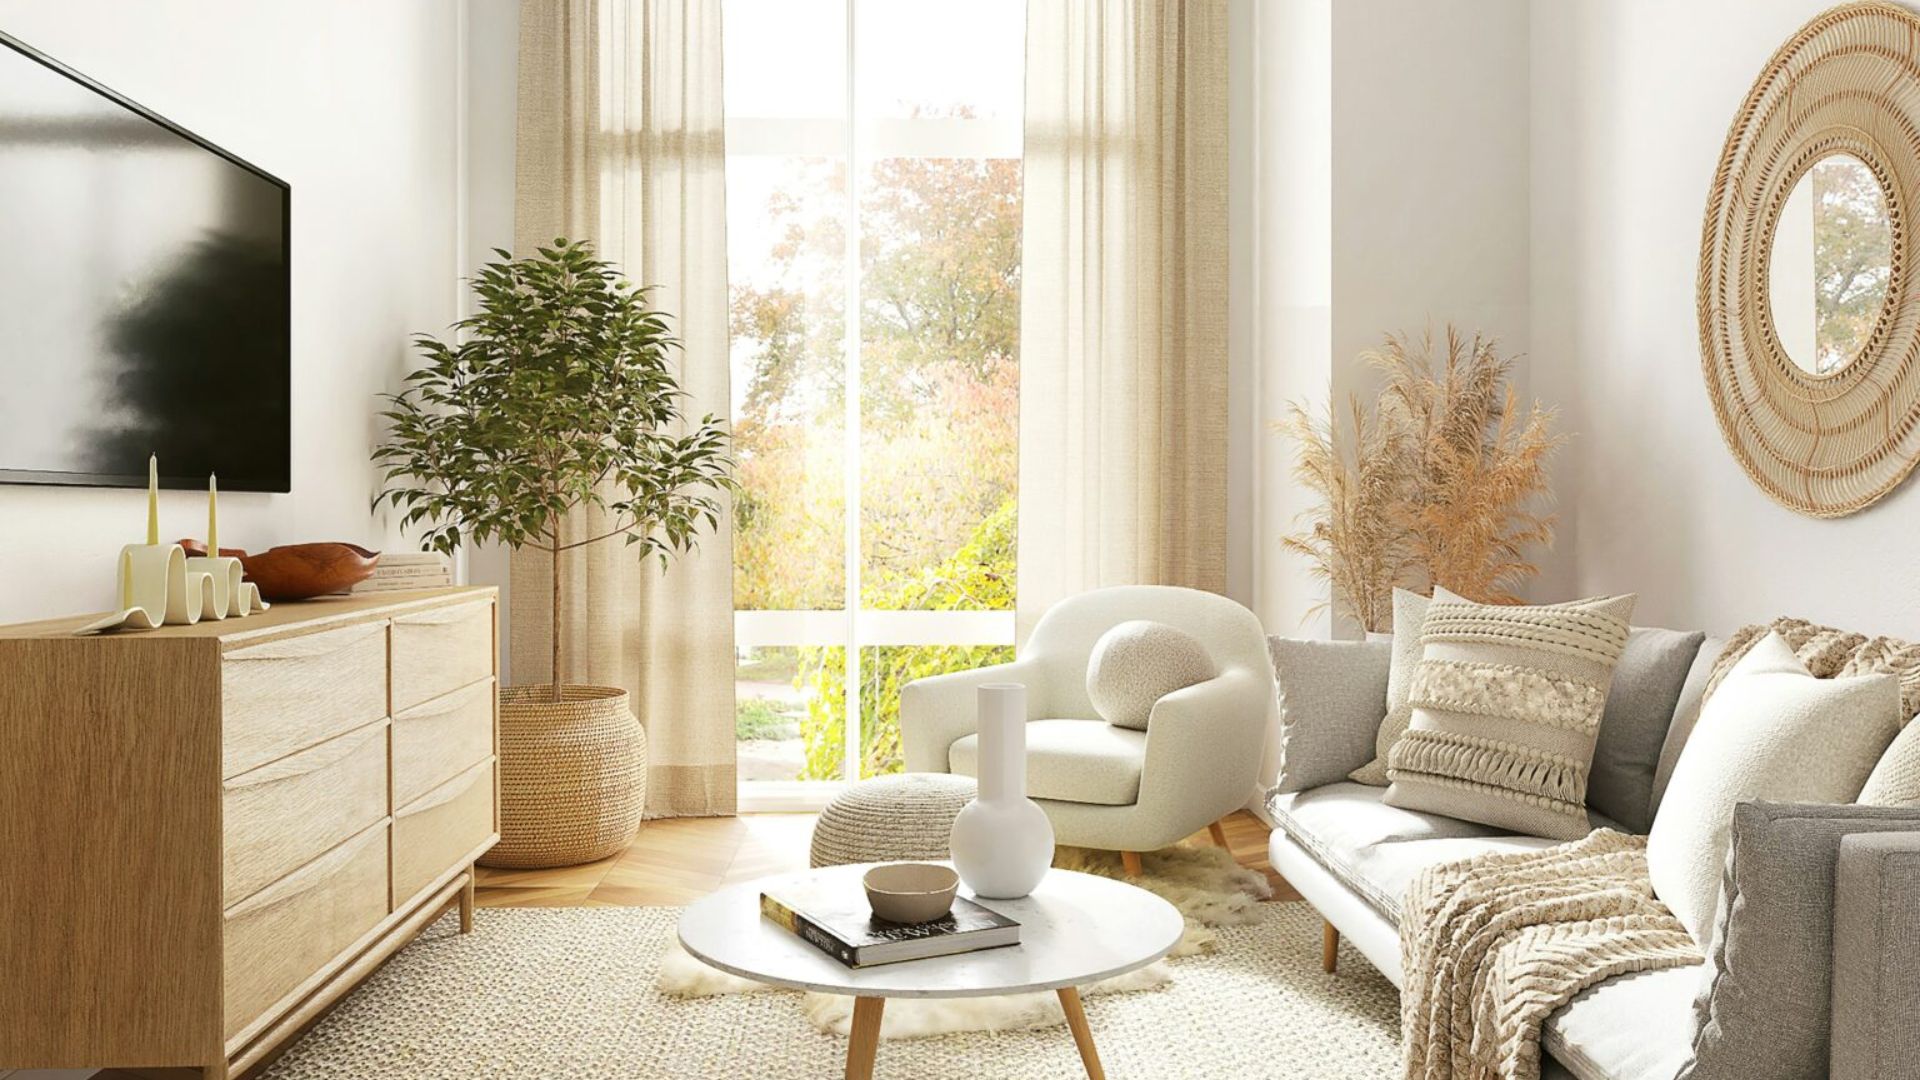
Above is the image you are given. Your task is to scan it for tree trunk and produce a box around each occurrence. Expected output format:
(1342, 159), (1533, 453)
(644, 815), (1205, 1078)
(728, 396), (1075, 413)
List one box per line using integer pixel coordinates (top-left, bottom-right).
(550, 538), (564, 704)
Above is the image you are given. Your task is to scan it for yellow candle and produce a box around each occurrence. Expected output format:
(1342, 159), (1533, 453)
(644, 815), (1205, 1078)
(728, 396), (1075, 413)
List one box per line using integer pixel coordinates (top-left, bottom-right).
(207, 473), (219, 556)
(146, 455), (159, 545)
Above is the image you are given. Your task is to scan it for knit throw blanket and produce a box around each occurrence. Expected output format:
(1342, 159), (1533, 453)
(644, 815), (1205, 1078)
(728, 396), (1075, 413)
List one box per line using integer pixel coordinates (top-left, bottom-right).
(1399, 830), (1701, 1080)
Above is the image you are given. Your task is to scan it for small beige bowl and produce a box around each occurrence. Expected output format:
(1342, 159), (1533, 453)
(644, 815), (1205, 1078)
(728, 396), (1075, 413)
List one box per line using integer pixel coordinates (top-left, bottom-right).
(862, 863), (960, 924)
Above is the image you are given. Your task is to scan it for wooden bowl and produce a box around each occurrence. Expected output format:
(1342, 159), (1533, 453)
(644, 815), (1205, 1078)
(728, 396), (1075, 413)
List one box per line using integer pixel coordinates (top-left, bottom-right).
(179, 541), (380, 602)
(863, 863), (959, 924)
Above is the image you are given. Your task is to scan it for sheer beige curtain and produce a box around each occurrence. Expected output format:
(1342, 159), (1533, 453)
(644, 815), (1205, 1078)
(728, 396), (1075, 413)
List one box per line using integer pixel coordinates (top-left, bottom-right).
(1016, 0), (1229, 637)
(513, 0), (736, 816)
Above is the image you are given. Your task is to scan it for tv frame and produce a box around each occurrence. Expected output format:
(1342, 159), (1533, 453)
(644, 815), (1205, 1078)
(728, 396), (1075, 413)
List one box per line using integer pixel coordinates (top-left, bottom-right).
(0, 28), (293, 494)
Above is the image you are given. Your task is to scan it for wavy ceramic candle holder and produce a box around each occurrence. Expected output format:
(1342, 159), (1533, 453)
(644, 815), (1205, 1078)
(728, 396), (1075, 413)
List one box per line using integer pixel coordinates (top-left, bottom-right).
(77, 545), (269, 635)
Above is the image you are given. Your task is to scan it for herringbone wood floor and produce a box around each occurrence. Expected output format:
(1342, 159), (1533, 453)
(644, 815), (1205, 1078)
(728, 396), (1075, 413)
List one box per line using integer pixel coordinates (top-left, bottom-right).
(472, 808), (1298, 906)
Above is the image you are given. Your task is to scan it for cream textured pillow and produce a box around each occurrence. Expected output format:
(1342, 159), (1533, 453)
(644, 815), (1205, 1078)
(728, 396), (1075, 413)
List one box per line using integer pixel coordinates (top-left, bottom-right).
(1382, 588), (1636, 841)
(1349, 588), (1430, 786)
(1858, 718), (1920, 806)
(1085, 620), (1217, 731)
(1646, 632), (1902, 948)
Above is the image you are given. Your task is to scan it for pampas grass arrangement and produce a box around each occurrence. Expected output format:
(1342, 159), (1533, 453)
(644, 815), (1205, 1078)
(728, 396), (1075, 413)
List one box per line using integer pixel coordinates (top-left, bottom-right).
(1280, 326), (1567, 631)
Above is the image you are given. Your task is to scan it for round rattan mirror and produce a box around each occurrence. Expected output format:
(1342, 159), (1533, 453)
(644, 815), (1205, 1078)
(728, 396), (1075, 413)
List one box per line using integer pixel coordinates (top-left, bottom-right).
(1700, 2), (1920, 517)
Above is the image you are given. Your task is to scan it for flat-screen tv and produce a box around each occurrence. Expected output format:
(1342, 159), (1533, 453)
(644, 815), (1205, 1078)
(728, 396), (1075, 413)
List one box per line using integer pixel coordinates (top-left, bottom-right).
(0, 31), (291, 492)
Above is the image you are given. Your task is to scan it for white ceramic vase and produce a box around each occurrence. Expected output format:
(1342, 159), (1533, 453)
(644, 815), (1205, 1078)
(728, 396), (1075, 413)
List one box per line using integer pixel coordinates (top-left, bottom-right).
(949, 683), (1054, 899)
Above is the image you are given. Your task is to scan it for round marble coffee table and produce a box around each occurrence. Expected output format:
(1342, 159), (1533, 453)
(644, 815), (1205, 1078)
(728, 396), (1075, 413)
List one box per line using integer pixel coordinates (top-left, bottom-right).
(678, 863), (1184, 1079)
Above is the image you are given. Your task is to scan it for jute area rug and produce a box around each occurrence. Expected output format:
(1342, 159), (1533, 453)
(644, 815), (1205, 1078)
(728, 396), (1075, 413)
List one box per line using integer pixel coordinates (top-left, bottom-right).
(263, 850), (1400, 1079)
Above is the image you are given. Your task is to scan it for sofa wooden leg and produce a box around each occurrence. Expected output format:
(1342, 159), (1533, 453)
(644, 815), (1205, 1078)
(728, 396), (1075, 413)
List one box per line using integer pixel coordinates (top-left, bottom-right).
(1121, 850), (1143, 878)
(1322, 920), (1340, 974)
(1207, 819), (1229, 849)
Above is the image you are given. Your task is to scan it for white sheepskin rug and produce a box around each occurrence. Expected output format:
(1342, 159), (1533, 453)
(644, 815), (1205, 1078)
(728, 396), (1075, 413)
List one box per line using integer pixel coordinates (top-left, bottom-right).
(655, 843), (1273, 1040)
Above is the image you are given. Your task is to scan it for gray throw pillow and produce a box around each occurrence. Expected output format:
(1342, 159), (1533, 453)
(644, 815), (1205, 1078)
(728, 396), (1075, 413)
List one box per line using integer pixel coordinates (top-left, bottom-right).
(1681, 801), (1920, 1080)
(1588, 627), (1705, 833)
(1268, 637), (1391, 794)
(1651, 635), (1725, 817)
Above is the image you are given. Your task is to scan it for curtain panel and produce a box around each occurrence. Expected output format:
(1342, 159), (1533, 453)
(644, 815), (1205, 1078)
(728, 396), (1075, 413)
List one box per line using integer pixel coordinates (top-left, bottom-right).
(513, 0), (736, 816)
(1016, 0), (1230, 638)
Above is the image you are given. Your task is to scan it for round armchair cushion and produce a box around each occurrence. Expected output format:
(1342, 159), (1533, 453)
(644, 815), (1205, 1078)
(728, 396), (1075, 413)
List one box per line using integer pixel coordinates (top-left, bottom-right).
(1085, 620), (1218, 730)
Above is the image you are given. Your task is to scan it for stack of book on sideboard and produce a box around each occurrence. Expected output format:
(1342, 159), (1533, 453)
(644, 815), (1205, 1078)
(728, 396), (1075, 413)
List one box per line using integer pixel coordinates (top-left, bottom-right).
(349, 551), (453, 594)
(760, 881), (1020, 968)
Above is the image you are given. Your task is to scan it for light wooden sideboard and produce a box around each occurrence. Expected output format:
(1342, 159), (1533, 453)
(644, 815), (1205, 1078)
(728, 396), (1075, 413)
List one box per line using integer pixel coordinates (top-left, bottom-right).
(0, 587), (500, 1078)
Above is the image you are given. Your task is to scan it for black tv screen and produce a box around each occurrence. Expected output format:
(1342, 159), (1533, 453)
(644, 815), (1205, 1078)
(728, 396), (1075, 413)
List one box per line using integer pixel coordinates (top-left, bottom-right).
(0, 31), (291, 492)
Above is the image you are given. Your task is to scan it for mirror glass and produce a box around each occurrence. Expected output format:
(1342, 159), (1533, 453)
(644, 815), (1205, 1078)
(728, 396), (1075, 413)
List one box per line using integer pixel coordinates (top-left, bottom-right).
(1769, 153), (1894, 375)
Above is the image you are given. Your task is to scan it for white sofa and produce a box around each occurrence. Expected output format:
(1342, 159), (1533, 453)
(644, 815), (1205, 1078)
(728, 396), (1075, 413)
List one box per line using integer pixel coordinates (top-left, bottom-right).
(900, 585), (1275, 862)
(1268, 631), (1920, 1080)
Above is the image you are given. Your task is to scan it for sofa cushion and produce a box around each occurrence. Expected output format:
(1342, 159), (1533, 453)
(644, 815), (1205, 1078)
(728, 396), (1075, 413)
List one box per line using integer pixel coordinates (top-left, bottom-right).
(949, 718), (1144, 806)
(1384, 588), (1636, 841)
(1350, 587), (1431, 785)
(1651, 635), (1725, 819)
(1647, 634), (1901, 948)
(1268, 637), (1391, 794)
(1681, 802), (1920, 1080)
(1859, 717), (1920, 806)
(1542, 966), (1701, 1080)
(1589, 627), (1705, 833)
(1269, 781), (1622, 920)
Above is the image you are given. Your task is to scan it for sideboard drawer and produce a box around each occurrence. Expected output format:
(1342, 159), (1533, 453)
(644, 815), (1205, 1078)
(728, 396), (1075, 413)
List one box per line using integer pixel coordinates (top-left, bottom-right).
(391, 601), (493, 712)
(223, 621), (389, 777)
(223, 822), (389, 1042)
(223, 720), (389, 910)
(393, 678), (495, 809)
(393, 759), (495, 908)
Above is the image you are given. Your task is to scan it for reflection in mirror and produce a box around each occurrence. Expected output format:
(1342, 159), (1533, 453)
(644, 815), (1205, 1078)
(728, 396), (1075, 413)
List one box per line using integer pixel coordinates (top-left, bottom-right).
(1769, 154), (1894, 374)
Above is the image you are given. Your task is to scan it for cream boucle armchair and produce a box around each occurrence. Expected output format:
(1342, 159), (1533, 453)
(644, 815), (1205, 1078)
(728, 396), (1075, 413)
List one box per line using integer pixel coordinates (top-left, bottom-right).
(900, 586), (1276, 872)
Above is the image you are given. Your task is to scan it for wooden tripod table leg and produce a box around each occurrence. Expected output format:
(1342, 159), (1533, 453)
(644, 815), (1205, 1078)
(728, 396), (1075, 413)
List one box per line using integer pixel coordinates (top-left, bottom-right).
(846, 996), (886, 1080)
(1058, 986), (1105, 1080)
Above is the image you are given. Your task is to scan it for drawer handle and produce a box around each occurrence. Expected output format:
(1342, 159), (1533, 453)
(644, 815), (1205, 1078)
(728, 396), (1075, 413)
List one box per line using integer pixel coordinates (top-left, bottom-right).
(225, 722), (388, 792)
(395, 678), (496, 722)
(398, 760), (492, 818)
(227, 621), (386, 662)
(225, 822), (386, 920)
(395, 602), (491, 628)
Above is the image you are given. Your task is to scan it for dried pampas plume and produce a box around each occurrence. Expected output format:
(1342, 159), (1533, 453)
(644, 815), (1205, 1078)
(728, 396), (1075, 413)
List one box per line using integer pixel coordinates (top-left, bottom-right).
(1278, 325), (1567, 631)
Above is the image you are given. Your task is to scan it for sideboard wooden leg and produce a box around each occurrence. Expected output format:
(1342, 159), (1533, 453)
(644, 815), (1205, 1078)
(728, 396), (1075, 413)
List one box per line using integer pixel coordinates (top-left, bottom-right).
(1120, 850), (1143, 878)
(846, 996), (885, 1080)
(1058, 987), (1106, 1080)
(460, 870), (476, 934)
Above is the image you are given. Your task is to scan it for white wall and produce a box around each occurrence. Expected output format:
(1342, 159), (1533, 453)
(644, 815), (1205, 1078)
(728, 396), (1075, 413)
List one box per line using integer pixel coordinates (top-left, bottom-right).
(0, 1), (463, 625)
(1530, 0), (1920, 639)
(1233, 0), (1531, 638)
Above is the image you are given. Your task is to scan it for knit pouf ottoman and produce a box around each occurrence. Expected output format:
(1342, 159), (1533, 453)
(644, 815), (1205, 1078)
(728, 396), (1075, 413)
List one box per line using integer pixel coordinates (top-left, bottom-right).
(810, 773), (979, 868)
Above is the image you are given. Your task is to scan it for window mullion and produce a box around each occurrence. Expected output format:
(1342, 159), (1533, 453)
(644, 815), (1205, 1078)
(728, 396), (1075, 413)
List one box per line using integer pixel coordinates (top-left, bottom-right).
(841, 0), (864, 785)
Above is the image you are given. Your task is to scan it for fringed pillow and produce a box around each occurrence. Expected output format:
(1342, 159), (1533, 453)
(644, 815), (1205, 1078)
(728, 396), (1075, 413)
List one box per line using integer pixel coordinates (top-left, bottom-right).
(1382, 588), (1636, 841)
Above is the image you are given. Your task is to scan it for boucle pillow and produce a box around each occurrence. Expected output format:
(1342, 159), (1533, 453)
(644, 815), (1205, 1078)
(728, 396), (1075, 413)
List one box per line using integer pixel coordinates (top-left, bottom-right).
(1381, 588), (1636, 841)
(1085, 620), (1216, 730)
(1646, 632), (1901, 948)
(1349, 588), (1430, 786)
(1859, 719), (1920, 806)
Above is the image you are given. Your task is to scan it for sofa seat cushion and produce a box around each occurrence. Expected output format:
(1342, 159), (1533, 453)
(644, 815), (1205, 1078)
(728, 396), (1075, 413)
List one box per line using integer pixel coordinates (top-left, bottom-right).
(949, 718), (1145, 806)
(1270, 782), (1625, 920)
(1542, 965), (1702, 1080)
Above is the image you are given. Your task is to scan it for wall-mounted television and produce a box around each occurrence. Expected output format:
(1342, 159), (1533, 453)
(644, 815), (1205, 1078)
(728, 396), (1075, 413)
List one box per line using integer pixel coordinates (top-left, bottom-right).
(0, 30), (291, 493)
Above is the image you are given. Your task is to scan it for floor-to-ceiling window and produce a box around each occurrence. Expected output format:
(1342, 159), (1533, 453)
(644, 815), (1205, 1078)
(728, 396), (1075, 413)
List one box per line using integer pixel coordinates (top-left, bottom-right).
(724, 0), (1023, 805)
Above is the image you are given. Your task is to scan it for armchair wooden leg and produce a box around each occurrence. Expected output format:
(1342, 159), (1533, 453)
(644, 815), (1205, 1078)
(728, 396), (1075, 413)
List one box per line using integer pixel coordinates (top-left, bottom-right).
(1322, 919), (1340, 974)
(1207, 819), (1229, 849)
(1121, 850), (1143, 878)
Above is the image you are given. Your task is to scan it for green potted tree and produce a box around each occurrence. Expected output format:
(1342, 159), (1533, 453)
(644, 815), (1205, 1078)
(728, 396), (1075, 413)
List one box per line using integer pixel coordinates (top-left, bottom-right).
(374, 239), (733, 867)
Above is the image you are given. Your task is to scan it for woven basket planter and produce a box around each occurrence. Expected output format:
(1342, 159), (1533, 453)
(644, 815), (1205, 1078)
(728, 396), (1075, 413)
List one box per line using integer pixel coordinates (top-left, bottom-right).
(480, 684), (647, 869)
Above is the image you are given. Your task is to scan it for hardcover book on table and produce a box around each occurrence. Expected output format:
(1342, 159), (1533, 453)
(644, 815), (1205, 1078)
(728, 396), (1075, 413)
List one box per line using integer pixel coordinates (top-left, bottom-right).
(760, 882), (1020, 968)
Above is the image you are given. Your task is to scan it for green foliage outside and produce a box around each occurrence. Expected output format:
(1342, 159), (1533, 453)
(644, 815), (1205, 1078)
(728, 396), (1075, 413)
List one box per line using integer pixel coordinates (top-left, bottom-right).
(796, 499), (1017, 780)
(734, 696), (796, 742)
